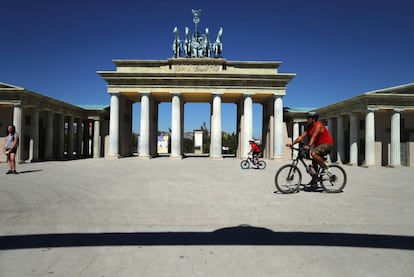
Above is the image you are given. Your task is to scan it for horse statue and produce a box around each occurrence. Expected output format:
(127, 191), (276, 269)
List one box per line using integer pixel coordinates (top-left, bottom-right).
(213, 27), (223, 58)
(172, 26), (182, 58)
(184, 27), (191, 57)
(204, 28), (211, 57)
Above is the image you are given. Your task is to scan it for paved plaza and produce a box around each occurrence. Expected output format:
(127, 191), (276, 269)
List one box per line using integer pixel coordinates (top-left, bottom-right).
(0, 157), (413, 276)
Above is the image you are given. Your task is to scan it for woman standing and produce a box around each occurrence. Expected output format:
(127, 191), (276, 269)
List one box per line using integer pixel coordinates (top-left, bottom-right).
(3, 125), (19, 174)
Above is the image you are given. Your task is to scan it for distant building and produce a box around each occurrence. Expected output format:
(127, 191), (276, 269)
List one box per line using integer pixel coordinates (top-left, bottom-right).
(284, 83), (414, 167)
(0, 82), (108, 163)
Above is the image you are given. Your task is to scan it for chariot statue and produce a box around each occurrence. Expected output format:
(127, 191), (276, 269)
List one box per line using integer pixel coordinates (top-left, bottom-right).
(172, 9), (223, 58)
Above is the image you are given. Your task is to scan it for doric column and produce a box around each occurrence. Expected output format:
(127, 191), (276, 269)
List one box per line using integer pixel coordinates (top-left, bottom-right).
(261, 100), (272, 159)
(82, 120), (90, 157)
(365, 107), (377, 166)
(292, 119), (300, 159)
(108, 93), (120, 158)
(390, 108), (403, 166)
(93, 118), (101, 158)
(67, 116), (74, 159)
(349, 112), (359, 165)
(150, 99), (159, 156)
(13, 103), (23, 162)
(293, 121), (300, 140)
(243, 93), (253, 158)
(273, 95), (283, 159)
(45, 111), (54, 160)
(210, 93), (223, 159)
(30, 109), (39, 161)
(12, 103), (23, 137)
(326, 117), (334, 162)
(57, 113), (65, 159)
(76, 118), (82, 158)
(170, 92), (182, 159)
(139, 92), (151, 158)
(236, 99), (243, 158)
(336, 115), (345, 164)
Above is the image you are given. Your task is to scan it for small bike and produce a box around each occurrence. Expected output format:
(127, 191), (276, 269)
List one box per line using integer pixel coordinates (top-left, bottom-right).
(275, 147), (347, 193)
(240, 153), (266, 169)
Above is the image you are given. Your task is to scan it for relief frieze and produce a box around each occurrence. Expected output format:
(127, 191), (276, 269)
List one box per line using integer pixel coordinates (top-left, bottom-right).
(173, 64), (221, 72)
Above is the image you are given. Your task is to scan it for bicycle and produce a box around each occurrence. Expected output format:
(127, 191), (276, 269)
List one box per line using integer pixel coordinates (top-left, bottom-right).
(240, 153), (266, 169)
(275, 147), (347, 193)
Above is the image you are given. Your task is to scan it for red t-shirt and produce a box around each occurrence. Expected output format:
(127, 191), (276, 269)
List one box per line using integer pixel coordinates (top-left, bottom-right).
(306, 121), (333, 146)
(251, 143), (261, 154)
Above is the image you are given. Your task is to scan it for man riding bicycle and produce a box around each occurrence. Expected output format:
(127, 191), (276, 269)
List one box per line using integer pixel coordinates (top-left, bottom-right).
(286, 111), (333, 189)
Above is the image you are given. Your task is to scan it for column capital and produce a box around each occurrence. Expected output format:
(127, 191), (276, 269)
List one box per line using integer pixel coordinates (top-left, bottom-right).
(243, 92), (255, 98)
(272, 88), (286, 95)
(170, 91), (182, 97)
(140, 91), (151, 96)
(366, 105), (379, 112)
(13, 102), (22, 107)
(293, 118), (307, 123)
(393, 107), (405, 113)
(211, 92), (224, 97)
(88, 116), (101, 121)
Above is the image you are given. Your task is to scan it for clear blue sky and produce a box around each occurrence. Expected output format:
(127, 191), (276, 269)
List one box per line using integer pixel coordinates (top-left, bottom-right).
(1, 0), (413, 138)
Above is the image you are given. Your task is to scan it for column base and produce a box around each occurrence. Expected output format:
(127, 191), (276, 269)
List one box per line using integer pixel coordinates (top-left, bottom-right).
(361, 164), (376, 168)
(138, 155), (152, 160)
(106, 154), (120, 159)
(272, 155), (285, 160)
(170, 155), (183, 160)
(210, 156), (224, 160)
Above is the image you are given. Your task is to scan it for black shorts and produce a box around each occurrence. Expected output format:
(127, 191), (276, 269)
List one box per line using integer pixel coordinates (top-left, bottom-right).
(6, 147), (17, 154)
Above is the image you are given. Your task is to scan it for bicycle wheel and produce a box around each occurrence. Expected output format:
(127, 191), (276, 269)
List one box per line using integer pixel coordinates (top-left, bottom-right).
(240, 160), (250, 169)
(319, 164), (347, 193)
(275, 164), (302, 194)
(257, 160), (266, 169)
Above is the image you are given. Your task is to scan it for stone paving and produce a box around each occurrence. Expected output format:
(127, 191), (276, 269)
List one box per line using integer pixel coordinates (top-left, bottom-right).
(0, 157), (413, 276)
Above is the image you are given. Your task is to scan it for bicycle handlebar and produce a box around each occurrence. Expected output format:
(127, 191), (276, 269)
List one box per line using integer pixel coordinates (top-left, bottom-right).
(289, 146), (308, 152)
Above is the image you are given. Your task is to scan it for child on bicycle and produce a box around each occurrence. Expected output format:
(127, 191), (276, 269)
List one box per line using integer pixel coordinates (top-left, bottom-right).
(285, 112), (333, 189)
(248, 139), (262, 168)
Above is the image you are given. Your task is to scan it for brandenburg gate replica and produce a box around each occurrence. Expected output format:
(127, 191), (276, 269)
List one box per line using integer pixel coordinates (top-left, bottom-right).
(98, 10), (296, 160)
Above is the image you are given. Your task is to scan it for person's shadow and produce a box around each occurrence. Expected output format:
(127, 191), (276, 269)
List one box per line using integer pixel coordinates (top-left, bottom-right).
(17, 169), (43, 174)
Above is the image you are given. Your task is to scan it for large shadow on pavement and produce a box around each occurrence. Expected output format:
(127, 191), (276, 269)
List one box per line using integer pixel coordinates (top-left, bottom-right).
(1, 225), (413, 250)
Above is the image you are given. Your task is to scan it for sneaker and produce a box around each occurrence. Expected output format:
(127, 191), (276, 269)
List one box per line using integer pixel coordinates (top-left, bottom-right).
(304, 184), (319, 192)
(304, 177), (318, 190)
(13, 170), (19, 175)
(6, 170), (12, 174)
(305, 179), (317, 187)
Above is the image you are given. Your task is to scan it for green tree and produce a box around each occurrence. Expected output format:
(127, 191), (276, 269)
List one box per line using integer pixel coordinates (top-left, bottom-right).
(222, 132), (237, 154)
(183, 138), (194, 153)
(200, 121), (210, 153)
(132, 133), (139, 153)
